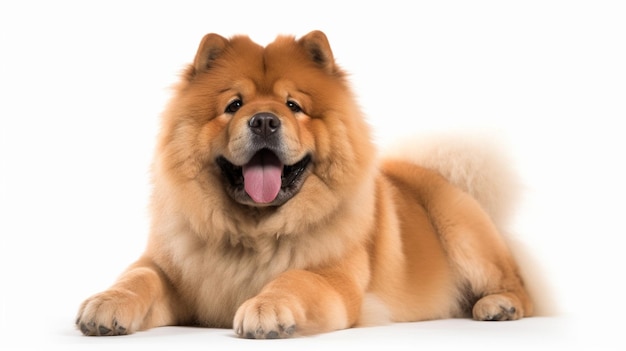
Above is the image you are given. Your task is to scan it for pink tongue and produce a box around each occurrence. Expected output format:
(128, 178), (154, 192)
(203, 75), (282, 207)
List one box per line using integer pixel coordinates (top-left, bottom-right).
(242, 150), (283, 203)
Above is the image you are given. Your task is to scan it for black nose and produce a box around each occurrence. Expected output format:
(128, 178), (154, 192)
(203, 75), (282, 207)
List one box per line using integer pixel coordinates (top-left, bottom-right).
(248, 113), (281, 137)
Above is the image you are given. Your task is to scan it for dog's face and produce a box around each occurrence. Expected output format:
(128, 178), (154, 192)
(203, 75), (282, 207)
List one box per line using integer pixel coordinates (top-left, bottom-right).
(215, 97), (312, 207)
(209, 45), (320, 207)
(155, 31), (375, 227)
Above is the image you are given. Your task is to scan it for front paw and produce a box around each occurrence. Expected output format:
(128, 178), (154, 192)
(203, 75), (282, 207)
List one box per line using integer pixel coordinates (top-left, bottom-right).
(233, 295), (304, 339)
(76, 289), (147, 336)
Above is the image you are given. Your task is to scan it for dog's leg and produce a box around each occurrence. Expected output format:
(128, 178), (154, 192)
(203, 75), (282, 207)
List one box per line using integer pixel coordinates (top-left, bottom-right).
(76, 257), (177, 335)
(432, 190), (534, 321)
(381, 160), (533, 321)
(233, 263), (365, 339)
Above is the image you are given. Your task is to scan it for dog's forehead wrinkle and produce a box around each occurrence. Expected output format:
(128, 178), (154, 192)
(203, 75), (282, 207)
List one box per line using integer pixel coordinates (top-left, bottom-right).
(223, 40), (305, 99)
(262, 46), (268, 77)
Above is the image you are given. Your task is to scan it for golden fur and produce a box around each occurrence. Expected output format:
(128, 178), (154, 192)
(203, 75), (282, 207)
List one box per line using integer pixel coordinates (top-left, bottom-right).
(76, 31), (532, 338)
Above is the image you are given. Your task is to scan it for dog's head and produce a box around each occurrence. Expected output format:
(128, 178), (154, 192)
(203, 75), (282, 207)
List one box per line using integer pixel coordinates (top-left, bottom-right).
(155, 31), (375, 229)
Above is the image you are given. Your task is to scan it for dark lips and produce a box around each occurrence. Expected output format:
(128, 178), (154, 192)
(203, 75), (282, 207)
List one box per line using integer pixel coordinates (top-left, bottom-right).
(216, 150), (312, 206)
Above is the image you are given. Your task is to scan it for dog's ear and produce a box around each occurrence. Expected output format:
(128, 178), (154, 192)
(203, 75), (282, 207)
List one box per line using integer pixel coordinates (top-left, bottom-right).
(186, 33), (228, 79)
(298, 30), (337, 74)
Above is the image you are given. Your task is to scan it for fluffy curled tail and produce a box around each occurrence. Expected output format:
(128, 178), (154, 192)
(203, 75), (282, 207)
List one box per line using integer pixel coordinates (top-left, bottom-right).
(381, 132), (520, 229)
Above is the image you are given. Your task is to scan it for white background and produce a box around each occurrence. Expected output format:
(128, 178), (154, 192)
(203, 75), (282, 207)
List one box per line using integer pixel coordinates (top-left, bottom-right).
(1, 0), (625, 350)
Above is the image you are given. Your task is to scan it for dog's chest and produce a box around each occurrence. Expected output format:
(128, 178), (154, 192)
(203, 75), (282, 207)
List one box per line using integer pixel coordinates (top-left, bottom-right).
(164, 231), (296, 326)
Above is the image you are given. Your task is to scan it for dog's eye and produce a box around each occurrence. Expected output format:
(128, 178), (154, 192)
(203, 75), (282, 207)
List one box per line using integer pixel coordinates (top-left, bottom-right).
(225, 99), (243, 113)
(286, 100), (302, 113)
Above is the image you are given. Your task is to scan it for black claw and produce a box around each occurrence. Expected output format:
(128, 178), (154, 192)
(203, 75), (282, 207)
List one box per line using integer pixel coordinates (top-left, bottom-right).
(484, 313), (502, 321)
(266, 331), (279, 339)
(508, 306), (516, 314)
(284, 324), (296, 335)
(98, 325), (112, 335)
(111, 319), (126, 334)
(245, 332), (255, 339)
(80, 323), (90, 335)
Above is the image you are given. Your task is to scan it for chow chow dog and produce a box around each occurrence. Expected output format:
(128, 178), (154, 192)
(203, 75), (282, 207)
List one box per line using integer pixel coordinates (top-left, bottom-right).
(76, 30), (533, 338)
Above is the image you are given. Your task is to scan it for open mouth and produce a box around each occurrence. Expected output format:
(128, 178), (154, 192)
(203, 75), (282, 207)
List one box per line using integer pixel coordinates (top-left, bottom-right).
(216, 149), (312, 206)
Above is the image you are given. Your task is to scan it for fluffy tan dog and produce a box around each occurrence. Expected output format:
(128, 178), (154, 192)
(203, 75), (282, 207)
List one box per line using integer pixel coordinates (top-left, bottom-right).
(76, 30), (532, 338)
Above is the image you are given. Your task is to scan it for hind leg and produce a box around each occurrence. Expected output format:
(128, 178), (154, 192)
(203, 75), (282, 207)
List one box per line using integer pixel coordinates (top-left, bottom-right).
(461, 227), (533, 321)
(456, 227), (533, 320)
(456, 241), (533, 321)
(473, 292), (524, 321)
(431, 191), (533, 320)
(380, 161), (533, 321)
